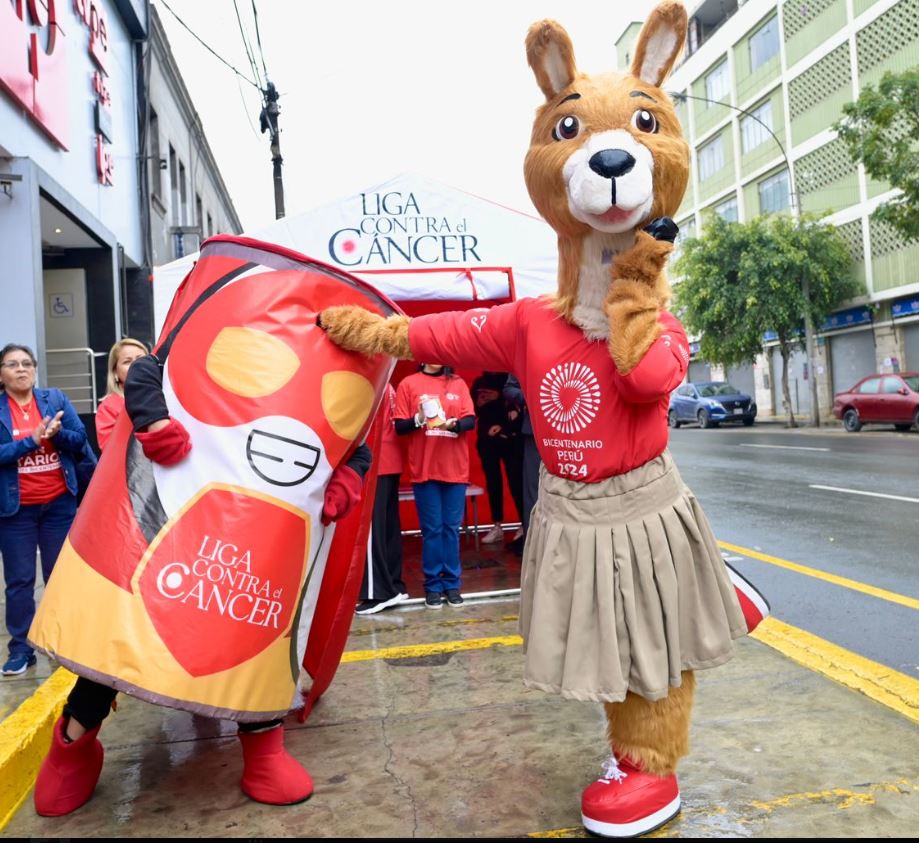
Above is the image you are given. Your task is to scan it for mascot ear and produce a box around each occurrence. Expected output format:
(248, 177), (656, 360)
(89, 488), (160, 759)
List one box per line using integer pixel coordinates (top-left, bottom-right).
(630, 1), (688, 88)
(526, 20), (578, 100)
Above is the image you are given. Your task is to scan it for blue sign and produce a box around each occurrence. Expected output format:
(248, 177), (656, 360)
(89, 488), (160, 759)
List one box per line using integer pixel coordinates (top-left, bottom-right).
(762, 327), (804, 343)
(689, 340), (701, 355)
(892, 295), (919, 318)
(820, 306), (872, 331)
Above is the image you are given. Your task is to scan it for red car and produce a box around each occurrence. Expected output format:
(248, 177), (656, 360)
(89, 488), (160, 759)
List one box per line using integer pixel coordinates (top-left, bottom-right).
(832, 372), (919, 432)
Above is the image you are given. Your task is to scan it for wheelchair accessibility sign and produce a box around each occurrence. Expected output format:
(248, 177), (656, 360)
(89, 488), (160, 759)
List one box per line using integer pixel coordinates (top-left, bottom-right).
(48, 293), (74, 319)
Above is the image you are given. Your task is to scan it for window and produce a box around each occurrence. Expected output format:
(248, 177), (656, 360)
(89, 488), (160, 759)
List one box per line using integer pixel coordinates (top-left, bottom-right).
(714, 197), (738, 222)
(758, 169), (790, 213)
(740, 100), (774, 154)
(195, 193), (203, 228)
(698, 135), (725, 180)
(179, 162), (188, 225)
(749, 17), (780, 72)
(150, 109), (161, 199)
(857, 378), (881, 394)
(207, 212), (214, 237)
(168, 145), (178, 221)
(881, 377), (903, 394)
(678, 385), (695, 397)
(705, 62), (730, 103)
(673, 217), (697, 263)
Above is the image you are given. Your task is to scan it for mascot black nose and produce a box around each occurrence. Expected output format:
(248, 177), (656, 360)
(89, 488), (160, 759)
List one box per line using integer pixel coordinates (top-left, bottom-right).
(589, 149), (635, 179)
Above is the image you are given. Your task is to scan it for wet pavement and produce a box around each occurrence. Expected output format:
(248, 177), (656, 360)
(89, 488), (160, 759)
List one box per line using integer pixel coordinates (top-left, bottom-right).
(4, 588), (919, 837)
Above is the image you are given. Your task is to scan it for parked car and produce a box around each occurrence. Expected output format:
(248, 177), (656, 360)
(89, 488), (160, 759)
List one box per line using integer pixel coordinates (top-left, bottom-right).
(832, 372), (919, 432)
(669, 381), (757, 429)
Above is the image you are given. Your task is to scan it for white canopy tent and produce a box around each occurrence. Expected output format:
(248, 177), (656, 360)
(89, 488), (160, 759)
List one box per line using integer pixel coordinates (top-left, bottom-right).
(153, 173), (559, 333)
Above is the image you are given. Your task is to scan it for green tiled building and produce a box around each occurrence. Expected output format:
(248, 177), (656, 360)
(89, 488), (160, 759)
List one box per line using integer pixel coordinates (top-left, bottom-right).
(616, 0), (919, 419)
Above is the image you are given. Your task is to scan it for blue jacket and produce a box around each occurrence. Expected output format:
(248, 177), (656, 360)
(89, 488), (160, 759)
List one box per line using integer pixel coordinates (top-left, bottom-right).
(0, 388), (87, 516)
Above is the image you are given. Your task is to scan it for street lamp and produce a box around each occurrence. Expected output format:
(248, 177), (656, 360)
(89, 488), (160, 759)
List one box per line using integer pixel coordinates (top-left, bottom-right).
(669, 91), (821, 428)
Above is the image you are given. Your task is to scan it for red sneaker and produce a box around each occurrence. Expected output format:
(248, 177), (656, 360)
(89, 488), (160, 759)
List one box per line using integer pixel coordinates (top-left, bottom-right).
(238, 725), (313, 805)
(34, 716), (104, 817)
(725, 562), (770, 633)
(581, 755), (680, 837)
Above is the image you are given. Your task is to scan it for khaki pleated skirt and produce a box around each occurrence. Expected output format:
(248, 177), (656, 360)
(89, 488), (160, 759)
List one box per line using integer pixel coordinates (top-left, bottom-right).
(519, 451), (747, 703)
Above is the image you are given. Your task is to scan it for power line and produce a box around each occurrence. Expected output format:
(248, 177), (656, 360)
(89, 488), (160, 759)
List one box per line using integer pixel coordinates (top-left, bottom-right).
(157, 0), (260, 90)
(232, 0), (263, 89)
(250, 0), (269, 81)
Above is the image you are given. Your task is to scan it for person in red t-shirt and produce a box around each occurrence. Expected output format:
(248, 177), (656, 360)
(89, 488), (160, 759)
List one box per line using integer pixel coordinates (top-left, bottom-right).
(355, 383), (409, 615)
(0, 343), (87, 676)
(394, 364), (475, 609)
(94, 338), (148, 451)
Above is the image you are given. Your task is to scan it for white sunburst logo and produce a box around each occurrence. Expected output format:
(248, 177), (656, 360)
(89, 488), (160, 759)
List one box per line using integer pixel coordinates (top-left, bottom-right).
(539, 362), (602, 434)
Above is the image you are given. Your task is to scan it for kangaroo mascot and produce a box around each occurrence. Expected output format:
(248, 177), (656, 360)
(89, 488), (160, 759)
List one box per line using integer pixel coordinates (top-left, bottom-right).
(319, 2), (767, 836)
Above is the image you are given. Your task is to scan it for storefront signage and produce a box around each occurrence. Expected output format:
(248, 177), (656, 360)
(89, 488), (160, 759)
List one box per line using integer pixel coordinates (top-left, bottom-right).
(328, 191), (481, 266)
(73, 0), (109, 73)
(76, 1), (114, 186)
(820, 306), (872, 332)
(892, 295), (919, 319)
(0, 0), (70, 148)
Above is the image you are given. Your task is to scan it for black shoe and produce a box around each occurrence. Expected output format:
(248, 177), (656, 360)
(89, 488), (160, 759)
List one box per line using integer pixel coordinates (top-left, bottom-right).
(505, 536), (525, 556)
(445, 589), (464, 608)
(425, 591), (444, 609)
(355, 593), (409, 616)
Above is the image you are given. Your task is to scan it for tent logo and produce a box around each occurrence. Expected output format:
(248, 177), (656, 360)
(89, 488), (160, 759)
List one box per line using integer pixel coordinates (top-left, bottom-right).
(328, 191), (482, 267)
(539, 362), (601, 434)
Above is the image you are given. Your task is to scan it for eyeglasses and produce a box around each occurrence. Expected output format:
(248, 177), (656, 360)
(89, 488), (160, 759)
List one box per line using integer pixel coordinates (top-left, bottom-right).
(1, 360), (36, 370)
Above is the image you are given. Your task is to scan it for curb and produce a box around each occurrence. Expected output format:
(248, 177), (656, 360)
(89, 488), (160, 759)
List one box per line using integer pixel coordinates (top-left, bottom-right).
(0, 667), (76, 831)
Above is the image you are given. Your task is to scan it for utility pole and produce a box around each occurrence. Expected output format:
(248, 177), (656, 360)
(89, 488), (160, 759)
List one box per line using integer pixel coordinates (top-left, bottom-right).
(260, 81), (285, 219)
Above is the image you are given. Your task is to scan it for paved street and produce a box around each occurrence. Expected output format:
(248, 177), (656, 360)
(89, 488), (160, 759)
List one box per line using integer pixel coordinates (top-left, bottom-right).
(668, 423), (919, 678)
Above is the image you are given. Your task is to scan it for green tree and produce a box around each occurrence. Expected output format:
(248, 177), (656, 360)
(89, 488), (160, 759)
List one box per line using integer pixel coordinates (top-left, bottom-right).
(674, 215), (857, 427)
(835, 69), (919, 242)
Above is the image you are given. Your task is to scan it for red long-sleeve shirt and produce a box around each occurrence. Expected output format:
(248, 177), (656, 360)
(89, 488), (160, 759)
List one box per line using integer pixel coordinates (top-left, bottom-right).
(408, 297), (689, 482)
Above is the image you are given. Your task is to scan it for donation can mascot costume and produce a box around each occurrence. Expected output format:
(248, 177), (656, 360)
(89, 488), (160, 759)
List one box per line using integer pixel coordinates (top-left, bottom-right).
(29, 236), (398, 815)
(319, 2), (769, 837)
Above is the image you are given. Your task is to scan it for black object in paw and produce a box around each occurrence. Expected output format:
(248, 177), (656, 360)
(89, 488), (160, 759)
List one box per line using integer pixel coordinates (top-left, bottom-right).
(642, 217), (679, 243)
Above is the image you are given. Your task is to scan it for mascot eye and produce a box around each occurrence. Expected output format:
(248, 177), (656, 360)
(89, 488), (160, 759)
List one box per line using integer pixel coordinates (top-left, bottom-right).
(553, 115), (581, 141)
(631, 109), (658, 133)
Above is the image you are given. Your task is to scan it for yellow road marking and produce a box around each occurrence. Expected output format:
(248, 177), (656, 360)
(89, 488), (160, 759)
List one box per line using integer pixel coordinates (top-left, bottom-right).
(751, 617), (919, 725)
(749, 778), (919, 813)
(528, 777), (919, 837)
(0, 668), (76, 831)
(342, 634), (523, 663)
(717, 540), (919, 611)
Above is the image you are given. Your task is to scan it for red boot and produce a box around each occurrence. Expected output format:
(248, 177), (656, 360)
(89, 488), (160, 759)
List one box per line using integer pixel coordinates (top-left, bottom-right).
(238, 725), (313, 805)
(34, 716), (104, 817)
(581, 754), (680, 837)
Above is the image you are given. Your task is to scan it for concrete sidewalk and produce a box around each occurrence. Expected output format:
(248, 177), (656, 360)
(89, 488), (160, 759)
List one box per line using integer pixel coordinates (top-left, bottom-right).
(3, 598), (918, 838)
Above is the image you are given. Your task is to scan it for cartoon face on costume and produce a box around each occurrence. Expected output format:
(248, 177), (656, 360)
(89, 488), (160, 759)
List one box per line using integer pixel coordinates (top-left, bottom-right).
(523, 4), (690, 237)
(152, 264), (388, 518)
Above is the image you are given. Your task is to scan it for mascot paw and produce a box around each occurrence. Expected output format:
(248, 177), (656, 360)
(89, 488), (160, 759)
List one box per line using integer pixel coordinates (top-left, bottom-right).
(612, 229), (674, 288)
(319, 306), (413, 359)
(605, 279), (663, 375)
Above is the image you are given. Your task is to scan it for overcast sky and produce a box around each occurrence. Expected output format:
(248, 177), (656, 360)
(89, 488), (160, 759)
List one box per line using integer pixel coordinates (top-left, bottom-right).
(154, 0), (663, 231)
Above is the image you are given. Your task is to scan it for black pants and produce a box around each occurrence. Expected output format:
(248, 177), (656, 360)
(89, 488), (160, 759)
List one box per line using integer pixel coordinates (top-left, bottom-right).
(476, 435), (524, 524)
(360, 473), (405, 601)
(521, 435), (541, 535)
(65, 677), (281, 732)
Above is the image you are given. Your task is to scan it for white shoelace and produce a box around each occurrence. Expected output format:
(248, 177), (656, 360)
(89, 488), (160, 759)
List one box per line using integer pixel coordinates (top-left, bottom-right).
(599, 755), (628, 784)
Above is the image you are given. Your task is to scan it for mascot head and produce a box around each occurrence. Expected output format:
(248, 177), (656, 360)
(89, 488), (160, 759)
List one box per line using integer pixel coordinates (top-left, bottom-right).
(523, 1), (690, 323)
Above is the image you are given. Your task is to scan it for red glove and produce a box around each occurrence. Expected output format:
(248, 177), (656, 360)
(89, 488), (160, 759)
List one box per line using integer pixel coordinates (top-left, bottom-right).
(321, 464), (362, 525)
(134, 418), (192, 466)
